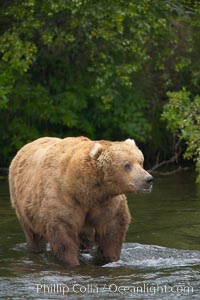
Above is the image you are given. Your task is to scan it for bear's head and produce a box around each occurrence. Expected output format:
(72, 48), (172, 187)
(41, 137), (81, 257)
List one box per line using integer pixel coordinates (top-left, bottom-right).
(90, 139), (153, 195)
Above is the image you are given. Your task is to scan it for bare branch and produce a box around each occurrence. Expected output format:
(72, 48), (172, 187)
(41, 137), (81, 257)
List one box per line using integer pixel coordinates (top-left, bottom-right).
(148, 138), (183, 173)
(153, 166), (191, 176)
(148, 151), (182, 173)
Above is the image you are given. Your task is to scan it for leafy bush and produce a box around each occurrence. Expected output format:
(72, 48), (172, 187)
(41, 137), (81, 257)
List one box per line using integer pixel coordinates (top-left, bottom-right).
(1, 0), (200, 173)
(163, 89), (200, 182)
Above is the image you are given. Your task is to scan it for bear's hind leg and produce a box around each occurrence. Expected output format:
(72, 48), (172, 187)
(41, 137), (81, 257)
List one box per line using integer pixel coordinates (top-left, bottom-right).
(19, 218), (46, 253)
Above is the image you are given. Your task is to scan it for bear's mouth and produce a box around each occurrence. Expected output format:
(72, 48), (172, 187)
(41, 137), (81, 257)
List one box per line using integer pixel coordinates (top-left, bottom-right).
(139, 183), (153, 193)
(141, 186), (152, 193)
(129, 182), (153, 194)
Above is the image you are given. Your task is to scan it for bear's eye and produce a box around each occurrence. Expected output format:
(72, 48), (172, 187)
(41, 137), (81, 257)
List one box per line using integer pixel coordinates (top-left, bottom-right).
(124, 161), (131, 172)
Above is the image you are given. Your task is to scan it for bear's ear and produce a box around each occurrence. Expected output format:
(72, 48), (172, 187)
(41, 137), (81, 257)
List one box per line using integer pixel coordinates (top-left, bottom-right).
(90, 143), (103, 159)
(125, 138), (136, 146)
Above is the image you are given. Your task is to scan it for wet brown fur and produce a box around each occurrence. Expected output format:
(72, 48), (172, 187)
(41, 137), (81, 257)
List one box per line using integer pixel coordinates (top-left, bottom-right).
(9, 136), (150, 266)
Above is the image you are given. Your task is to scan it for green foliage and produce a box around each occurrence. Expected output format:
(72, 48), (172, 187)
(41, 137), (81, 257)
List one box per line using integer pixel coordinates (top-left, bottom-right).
(163, 89), (200, 182)
(0, 0), (200, 174)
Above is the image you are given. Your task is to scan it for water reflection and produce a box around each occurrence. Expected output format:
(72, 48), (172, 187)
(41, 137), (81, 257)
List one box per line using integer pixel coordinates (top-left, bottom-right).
(1, 171), (200, 299)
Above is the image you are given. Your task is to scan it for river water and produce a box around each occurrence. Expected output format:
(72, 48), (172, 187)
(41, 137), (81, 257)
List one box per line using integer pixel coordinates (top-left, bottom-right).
(1, 171), (200, 299)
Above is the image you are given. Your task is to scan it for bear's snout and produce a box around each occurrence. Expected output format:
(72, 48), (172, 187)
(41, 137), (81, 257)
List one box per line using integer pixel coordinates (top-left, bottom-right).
(133, 170), (153, 194)
(141, 174), (153, 193)
(145, 175), (153, 185)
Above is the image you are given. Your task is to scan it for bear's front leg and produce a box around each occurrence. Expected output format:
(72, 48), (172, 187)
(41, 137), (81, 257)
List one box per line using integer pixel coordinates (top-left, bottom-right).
(95, 195), (131, 263)
(47, 222), (80, 266)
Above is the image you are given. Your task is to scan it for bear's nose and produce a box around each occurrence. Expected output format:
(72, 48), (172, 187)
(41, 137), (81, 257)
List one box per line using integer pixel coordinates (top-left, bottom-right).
(145, 175), (153, 184)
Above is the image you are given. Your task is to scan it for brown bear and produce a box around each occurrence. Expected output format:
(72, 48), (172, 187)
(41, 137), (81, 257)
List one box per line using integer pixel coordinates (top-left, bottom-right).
(9, 137), (153, 266)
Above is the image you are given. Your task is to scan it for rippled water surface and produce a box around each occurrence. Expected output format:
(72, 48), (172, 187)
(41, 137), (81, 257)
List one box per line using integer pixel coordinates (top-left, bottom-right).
(1, 171), (200, 299)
